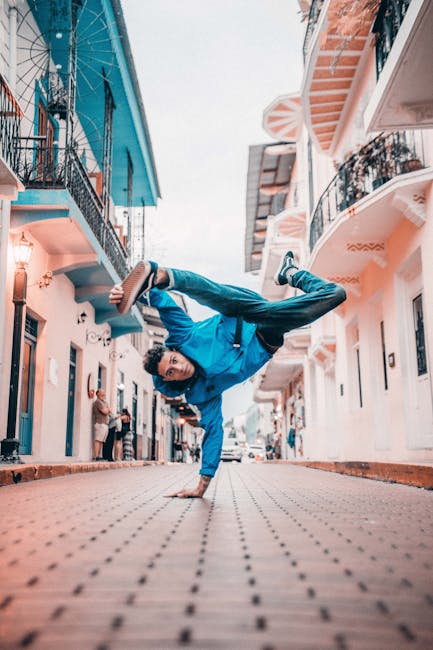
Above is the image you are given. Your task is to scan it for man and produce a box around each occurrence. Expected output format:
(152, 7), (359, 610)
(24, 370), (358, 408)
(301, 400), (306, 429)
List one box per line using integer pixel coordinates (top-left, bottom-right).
(92, 388), (110, 460)
(109, 252), (346, 497)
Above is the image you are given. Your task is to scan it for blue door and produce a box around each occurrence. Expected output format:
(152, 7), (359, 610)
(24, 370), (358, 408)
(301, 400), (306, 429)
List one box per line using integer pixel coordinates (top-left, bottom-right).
(19, 316), (37, 455)
(65, 346), (77, 456)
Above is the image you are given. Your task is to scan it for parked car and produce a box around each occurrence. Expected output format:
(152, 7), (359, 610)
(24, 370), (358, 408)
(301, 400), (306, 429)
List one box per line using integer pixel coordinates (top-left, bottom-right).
(221, 439), (243, 462)
(247, 444), (266, 462)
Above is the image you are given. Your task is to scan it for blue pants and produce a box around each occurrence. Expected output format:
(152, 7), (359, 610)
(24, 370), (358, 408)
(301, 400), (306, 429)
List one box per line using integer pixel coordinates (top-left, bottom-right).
(169, 269), (346, 347)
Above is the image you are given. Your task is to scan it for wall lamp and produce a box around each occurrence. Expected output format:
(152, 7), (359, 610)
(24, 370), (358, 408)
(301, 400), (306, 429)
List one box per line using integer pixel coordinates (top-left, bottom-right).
(86, 328), (111, 347)
(109, 349), (129, 361)
(77, 311), (88, 324)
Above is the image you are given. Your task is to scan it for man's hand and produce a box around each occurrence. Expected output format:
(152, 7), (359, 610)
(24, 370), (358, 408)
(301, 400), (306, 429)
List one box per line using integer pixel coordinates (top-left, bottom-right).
(165, 475), (212, 498)
(109, 284), (124, 305)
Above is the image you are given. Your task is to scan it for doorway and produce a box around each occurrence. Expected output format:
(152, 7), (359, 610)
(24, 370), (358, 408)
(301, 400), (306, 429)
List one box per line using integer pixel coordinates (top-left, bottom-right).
(65, 346), (77, 456)
(19, 315), (38, 454)
(397, 254), (433, 449)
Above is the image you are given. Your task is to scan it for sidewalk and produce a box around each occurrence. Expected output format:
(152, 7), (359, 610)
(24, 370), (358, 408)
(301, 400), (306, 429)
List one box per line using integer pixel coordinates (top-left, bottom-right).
(0, 463), (432, 649)
(274, 460), (433, 490)
(1, 457), (432, 489)
(0, 459), (164, 487)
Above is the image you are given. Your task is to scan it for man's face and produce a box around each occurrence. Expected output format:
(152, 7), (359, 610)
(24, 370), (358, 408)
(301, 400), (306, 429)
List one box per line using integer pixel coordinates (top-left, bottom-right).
(158, 350), (195, 382)
(97, 390), (105, 399)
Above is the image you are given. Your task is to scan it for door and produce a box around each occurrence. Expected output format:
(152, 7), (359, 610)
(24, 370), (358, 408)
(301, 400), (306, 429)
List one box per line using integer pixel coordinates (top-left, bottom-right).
(18, 316), (37, 454)
(369, 299), (391, 450)
(325, 369), (338, 458)
(65, 346), (77, 456)
(409, 290), (433, 447)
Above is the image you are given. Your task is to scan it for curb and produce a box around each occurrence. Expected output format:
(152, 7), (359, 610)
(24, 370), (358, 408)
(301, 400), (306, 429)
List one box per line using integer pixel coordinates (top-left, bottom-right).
(269, 460), (433, 489)
(0, 460), (165, 487)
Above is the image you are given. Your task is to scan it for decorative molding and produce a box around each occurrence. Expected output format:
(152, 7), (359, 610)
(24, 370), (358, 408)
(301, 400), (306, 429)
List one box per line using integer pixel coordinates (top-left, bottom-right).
(346, 242), (384, 252)
(346, 241), (387, 268)
(391, 190), (427, 228)
(308, 336), (336, 371)
(329, 275), (361, 297)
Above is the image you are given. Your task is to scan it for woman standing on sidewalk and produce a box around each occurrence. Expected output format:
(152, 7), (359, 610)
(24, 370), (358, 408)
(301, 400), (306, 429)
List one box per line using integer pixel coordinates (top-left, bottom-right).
(120, 408), (133, 461)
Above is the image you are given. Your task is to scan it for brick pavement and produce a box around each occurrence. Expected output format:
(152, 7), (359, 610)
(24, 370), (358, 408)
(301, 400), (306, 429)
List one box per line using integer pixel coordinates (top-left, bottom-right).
(0, 463), (432, 649)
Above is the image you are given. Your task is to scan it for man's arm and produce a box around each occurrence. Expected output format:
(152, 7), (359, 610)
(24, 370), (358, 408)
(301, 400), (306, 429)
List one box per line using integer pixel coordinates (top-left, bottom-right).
(166, 394), (223, 498)
(96, 400), (110, 416)
(145, 289), (195, 349)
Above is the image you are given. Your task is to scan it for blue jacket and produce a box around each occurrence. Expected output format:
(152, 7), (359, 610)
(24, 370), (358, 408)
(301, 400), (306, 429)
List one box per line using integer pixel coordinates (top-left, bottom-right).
(142, 289), (272, 476)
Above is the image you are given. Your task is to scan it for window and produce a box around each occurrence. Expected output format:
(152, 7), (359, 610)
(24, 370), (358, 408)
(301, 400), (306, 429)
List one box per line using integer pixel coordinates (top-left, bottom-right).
(350, 325), (363, 408)
(413, 294), (427, 376)
(380, 320), (388, 390)
(117, 370), (125, 412)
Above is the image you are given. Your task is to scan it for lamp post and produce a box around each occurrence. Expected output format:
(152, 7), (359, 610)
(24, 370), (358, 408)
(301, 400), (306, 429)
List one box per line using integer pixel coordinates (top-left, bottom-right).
(1, 233), (33, 462)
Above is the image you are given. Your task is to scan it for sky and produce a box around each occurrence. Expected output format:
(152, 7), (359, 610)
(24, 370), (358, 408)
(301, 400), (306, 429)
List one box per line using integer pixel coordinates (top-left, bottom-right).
(121, 0), (305, 421)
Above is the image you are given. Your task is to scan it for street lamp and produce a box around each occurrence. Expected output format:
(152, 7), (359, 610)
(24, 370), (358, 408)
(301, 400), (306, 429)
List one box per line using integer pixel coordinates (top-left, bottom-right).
(1, 233), (33, 462)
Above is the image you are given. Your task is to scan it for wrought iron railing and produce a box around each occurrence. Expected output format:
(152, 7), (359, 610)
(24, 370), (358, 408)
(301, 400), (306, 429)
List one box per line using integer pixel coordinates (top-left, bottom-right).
(302, 0), (325, 61)
(373, 0), (412, 78)
(0, 74), (23, 173)
(13, 146), (129, 278)
(309, 131), (425, 252)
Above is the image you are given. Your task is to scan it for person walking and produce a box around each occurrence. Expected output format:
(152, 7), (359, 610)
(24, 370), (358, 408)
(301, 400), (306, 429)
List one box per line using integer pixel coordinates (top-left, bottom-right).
(121, 408), (134, 461)
(92, 389), (110, 461)
(109, 251), (346, 497)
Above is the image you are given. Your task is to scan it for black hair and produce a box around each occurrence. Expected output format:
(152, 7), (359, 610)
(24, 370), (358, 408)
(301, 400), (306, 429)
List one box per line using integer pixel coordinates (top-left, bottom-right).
(143, 343), (169, 376)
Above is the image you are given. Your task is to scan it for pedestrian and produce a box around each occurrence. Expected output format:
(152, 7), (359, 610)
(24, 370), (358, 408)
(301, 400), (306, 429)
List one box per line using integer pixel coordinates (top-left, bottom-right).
(173, 438), (183, 462)
(182, 440), (191, 464)
(92, 388), (110, 461)
(120, 408), (134, 460)
(109, 251), (346, 497)
(113, 413), (123, 461)
(103, 412), (118, 461)
(194, 446), (201, 463)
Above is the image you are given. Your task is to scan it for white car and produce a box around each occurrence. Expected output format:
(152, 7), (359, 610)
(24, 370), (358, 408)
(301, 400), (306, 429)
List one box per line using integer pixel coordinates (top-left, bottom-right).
(247, 444), (266, 462)
(221, 439), (243, 462)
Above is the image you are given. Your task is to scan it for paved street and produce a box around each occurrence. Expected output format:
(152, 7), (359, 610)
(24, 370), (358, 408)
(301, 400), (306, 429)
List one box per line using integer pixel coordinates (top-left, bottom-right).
(0, 464), (432, 650)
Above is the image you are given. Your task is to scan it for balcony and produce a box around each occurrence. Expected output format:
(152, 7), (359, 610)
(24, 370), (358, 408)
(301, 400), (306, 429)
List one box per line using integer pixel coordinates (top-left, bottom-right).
(253, 329), (311, 403)
(13, 146), (128, 279)
(365, 0), (433, 130)
(0, 74), (24, 199)
(308, 130), (433, 290)
(11, 145), (142, 337)
(245, 143), (296, 272)
(373, 0), (412, 79)
(301, 0), (376, 152)
(302, 0), (325, 61)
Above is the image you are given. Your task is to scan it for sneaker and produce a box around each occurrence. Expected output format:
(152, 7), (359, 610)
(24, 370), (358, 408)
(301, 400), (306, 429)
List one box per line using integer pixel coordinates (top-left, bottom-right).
(274, 250), (299, 286)
(116, 260), (158, 315)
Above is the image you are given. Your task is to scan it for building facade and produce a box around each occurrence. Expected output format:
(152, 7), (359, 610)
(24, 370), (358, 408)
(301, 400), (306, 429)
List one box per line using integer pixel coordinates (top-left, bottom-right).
(0, 0), (171, 462)
(246, 0), (433, 463)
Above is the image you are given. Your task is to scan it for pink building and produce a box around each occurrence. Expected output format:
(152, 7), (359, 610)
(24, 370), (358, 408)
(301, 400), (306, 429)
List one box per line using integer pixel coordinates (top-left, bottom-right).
(246, 0), (433, 463)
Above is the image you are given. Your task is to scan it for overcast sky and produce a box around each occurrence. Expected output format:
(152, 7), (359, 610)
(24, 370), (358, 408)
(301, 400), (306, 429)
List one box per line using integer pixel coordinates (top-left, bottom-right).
(122, 0), (305, 421)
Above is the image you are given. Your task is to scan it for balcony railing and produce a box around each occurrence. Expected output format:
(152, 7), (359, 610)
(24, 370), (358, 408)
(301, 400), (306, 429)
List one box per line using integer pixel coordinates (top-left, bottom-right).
(309, 131), (425, 252)
(373, 0), (412, 78)
(0, 74), (23, 173)
(302, 0), (325, 61)
(13, 146), (129, 278)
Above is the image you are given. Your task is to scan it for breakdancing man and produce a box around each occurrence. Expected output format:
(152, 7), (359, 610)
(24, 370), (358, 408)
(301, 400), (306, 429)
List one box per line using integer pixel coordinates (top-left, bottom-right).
(109, 252), (346, 498)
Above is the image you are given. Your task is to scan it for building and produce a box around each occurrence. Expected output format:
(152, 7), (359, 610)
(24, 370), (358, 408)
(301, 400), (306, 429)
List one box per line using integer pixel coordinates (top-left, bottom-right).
(0, 0), (165, 462)
(246, 0), (433, 463)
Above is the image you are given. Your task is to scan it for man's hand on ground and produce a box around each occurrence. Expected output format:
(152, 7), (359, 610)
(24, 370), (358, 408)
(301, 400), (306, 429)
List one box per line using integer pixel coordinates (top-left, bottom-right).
(165, 475), (212, 499)
(165, 487), (204, 498)
(109, 284), (124, 305)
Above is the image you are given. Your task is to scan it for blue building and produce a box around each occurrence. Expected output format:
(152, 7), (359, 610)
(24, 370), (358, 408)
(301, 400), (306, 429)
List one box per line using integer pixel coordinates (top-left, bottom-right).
(0, 0), (161, 461)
